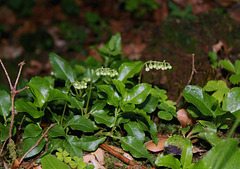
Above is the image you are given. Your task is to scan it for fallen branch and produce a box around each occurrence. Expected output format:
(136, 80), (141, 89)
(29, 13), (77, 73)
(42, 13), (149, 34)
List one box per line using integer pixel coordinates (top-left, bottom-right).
(100, 143), (147, 169)
(176, 54), (197, 106)
(19, 123), (57, 165)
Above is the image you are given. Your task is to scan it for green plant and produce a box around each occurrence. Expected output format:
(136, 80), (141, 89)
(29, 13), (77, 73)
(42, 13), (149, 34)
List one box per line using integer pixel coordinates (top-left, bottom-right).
(61, 0), (80, 16)
(124, 0), (160, 17)
(6, 0), (35, 17)
(168, 2), (197, 20)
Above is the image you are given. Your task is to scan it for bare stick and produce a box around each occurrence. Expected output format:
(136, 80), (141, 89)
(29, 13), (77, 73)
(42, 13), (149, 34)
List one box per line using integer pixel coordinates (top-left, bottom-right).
(100, 143), (147, 169)
(0, 136), (9, 156)
(176, 54), (197, 106)
(19, 123), (57, 165)
(14, 61), (25, 89)
(0, 59), (13, 89)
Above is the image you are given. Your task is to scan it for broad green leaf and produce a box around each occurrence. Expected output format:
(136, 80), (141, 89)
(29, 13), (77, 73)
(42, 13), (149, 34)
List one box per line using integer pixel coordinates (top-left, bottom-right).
(235, 60), (240, 74)
(121, 136), (153, 165)
(149, 120), (158, 145)
(155, 154), (181, 169)
(165, 135), (184, 149)
(198, 120), (217, 133)
(181, 138), (193, 169)
(97, 85), (120, 107)
(22, 123), (42, 138)
(64, 135), (83, 158)
(197, 131), (222, 147)
(47, 138), (64, 153)
(78, 136), (106, 151)
(158, 111), (173, 120)
(229, 74), (240, 85)
(204, 80), (218, 91)
(15, 99), (44, 118)
(22, 135), (45, 158)
(0, 123), (13, 142)
(66, 115), (95, 132)
(85, 56), (102, 68)
(112, 79), (126, 97)
(68, 96), (84, 109)
(202, 138), (240, 169)
(100, 32), (122, 56)
(220, 59), (235, 73)
(222, 87), (240, 113)
(117, 61), (143, 83)
(92, 110), (114, 127)
(0, 90), (11, 117)
(27, 76), (53, 107)
(137, 93), (159, 113)
(183, 85), (217, 117)
(124, 122), (145, 143)
(48, 125), (66, 137)
(41, 154), (70, 169)
(47, 89), (70, 102)
(124, 83), (151, 104)
(49, 52), (76, 83)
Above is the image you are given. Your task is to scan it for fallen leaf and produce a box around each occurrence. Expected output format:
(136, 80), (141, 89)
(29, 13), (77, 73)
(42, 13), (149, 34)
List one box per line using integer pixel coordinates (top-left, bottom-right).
(92, 148), (105, 165)
(176, 109), (193, 128)
(83, 154), (105, 169)
(144, 138), (168, 152)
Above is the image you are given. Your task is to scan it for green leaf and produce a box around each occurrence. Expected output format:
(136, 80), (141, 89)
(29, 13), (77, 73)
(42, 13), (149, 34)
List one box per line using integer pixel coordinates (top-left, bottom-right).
(220, 59), (235, 73)
(68, 96), (84, 109)
(48, 125), (66, 137)
(158, 111), (173, 120)
(117, 61), (143, 83)
(22, 123), (42, 138)
(92, 110), (114, 127)
(66, 115), (95, 132)
(49, 52), (76, 83)
(197, 131), (222, 147)
(100, 32), (122, 56)
(112, 79), (126, 97)
(235, 60), (240, 74)
(149, 120), (158, 145)
(97, 85), (120, 107)
(222, 87), (240, 113)
(64, 135), (83, 158)
(15, 99), (44, 118)
(121, 136), (153, 165)
(124, 122), (145, 143)
(124, 83), (151, 104)
(78, 136), (106, 151)
(181, 138), (193, 169)
(0, 90), (11, 117)
(183, 85), (217, 117)
(41, 155), (70, 169)
(47, 138), (64, 154)
(0, 123), (11, 142)
(202, 138), (240, 169)
(137, 93), (159, 113)
(155, 154), (181, 169)
(22, 135), (45, 158)
(229, 74), (240, 85)
(47, 89), (70, 102)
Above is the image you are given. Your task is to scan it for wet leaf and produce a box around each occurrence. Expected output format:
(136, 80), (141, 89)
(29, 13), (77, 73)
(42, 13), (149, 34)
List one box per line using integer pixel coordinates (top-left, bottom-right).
(222, 87), (240, 113)
(92, 110), (114, 127)
(97, 85), (120, 107)
(78, 136), (106, 151)
(124, 122), (145, 143)
(66, 115), (95, 132)
(0, 90), (11, 117)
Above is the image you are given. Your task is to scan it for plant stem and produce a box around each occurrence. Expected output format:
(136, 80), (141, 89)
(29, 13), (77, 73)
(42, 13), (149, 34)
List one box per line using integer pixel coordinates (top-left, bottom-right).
(110, 108), (120, 136)
(85, 74), (94, 115)
(227, 116), (240, 139)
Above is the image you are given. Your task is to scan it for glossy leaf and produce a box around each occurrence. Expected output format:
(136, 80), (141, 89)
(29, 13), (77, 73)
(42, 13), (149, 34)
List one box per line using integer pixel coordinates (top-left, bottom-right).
(235, 60), (240, 74)
(0, 90), (11, 117)
(112, 79), (126, 97)
(222, 87), (240, 113)
(149, 120), (158, 145)
(197, 131), (222, 147)
(97, 85), (120, 107)
(22, 136), (45, 158)
(66, 115), (95, 132)
(158, 111), (173, 120)
(183, 85), (217, 117)
(64, 135), (83, 158)
(92, 110), (114, 127)
(41, 154), (70, 169)
(48, 125), (66, 137)
(15, 99), (44, 118)
(181, 138), (193, 169)
(137, 93), (159, 113)
(117, 61), (143, 83)
(22, 123), (42, 138)
(49, 52), (76, 83)
(124, 122), (145, 143)
(124, 83), (151, 104)
(202, 138), (240, 169)
(220, 59), (235, 73)
(78, 136), (106, 151)
(121, 136), (153, 165)
(68, 96), (84, 109)
(155, 154), (181, 169)
(47, 89), (70, 102)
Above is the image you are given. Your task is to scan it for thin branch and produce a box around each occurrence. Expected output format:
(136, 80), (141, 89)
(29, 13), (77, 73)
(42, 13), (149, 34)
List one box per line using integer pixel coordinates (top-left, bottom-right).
(16, 86), (29, 93)
(100, 143), (147, 169)
(13, 61), (25, 89)
(0, 136), (9, 156)
(19, 123), (57, 165)
(176, 54), (197, 107)
(0, 59), (13, 89)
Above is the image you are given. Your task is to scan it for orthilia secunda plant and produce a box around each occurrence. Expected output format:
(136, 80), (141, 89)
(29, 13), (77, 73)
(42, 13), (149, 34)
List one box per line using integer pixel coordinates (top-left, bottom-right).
(139, 60), (172, 83)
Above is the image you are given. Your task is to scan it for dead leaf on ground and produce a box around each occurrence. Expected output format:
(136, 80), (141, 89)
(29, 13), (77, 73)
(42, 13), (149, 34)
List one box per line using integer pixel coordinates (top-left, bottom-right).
(122, 43), (147, 59)
(92, 148), (105, 165)
(83, 154), (105, 169)
(0, 44), (23, 59)
(144, 138), (168, 152)
(176, 109), (193, 128)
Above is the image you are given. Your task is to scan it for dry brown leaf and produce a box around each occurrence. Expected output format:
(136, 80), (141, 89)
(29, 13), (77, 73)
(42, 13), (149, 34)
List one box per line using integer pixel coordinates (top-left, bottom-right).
(212, 40), (224, 53)
(193, 145), (205, 154)
(33, 165), (42, 169)
(0, 45), (23, 59)
(92, 148), (105, 165)
(176, 109), (193, 128)
(144, 139), (168, 152)
(83, 154), (105, 169)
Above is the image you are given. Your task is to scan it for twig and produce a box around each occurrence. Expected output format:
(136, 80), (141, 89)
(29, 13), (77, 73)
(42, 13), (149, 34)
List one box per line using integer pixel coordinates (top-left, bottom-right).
(0, 136), (9, 156)
(19, 123), (57, 165)
(100, 143), (147, 169)
(176, 54), (197, 107)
